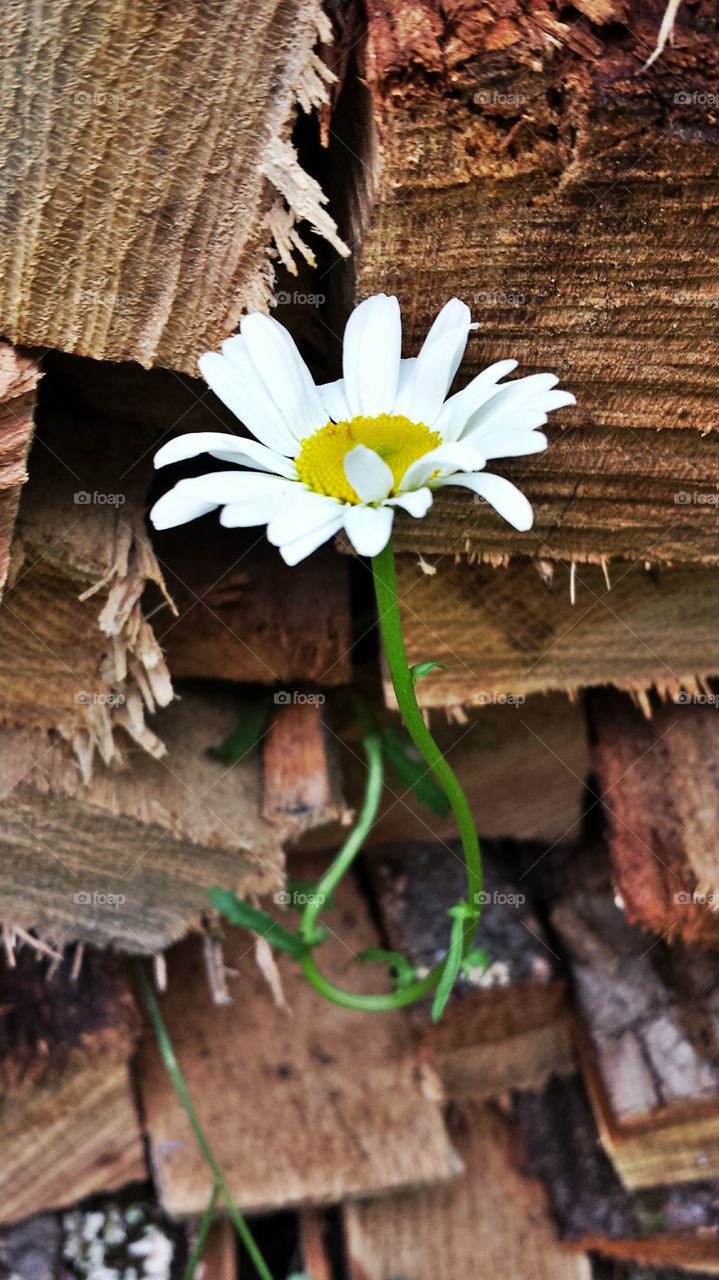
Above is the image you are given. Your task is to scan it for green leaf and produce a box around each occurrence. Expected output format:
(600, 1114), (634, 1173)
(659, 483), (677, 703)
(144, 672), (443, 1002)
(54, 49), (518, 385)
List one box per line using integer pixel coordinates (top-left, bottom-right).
(357, 948), (418, 991)
(431, 903), (479, 1023)
(380, 726), (450, 819)
(207, 693), (271, 762)
(409, 660), (448, 686)
(207, 888), (309, 960)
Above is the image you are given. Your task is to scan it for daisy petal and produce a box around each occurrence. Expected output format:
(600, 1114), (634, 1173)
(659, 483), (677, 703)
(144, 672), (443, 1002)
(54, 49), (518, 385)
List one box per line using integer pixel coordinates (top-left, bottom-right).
(278, 514), (346, 566)
(479, 431), (548, 460)
(169, 471), (298, 506)
(318, 378), (351, 423)
(219, 496), (296, 527)
(150, 490), (219, 531)
(438, 359), (518, 440)
(199, 351), (298, 455)
(267, 492), (344, 546)
(343, 504), (394, 557)
(436, 472), (534, 532)
(343, 445), (394, 503)
(396, 299), (473, 424)
(240, 313), (327, 440)
(399, 443), (485, 492)
(154, 431), (298, 478)
(386, 487), (434, 517)
(343, 295), (402, 417)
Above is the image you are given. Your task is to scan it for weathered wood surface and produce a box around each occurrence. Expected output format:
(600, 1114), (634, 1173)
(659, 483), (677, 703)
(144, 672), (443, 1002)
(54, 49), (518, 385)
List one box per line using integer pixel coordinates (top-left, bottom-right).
(0, 343), (39, 601)
(353, 0), (719, 566)
(388, 556), (719, 707)
(517, 1072), (719, 1273)
(591, 690), (719, 948)
(343, 1101), (593, 1280)
(550, 847), (719, 1189)
(263, 699), (348, 841)
(335, 692), (589, 848)
(0, 689), (283, 952)
(158, 530), (352, 687)
(0, 1), (346, 372)
(0, 948), (145, 1224)
(138, 865), (461, 1215)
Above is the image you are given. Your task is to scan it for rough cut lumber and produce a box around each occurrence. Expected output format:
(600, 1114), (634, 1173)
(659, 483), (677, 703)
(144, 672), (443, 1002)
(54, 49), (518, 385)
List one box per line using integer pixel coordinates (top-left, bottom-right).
(352, 0), (719, 566)
(335, 692), (589, 848)
(368, 839), (575, 1094)
(389, 557), (719, 706)
(0, 689), (283, 952)
(0, 1), (346, 372)
(517, 1072), (719, 1274)
(0, 343), (39, 601)
(343, 1101), (593, 1280)
(137, 865), (461, 1215)
(549, 848), (719, 1189)
(263, 700), (348, 841)
(157, 528), (352, 687)
(0, 947), (145, 1224)
(590, 690), (719, 948)
(0, 353), (183, 773)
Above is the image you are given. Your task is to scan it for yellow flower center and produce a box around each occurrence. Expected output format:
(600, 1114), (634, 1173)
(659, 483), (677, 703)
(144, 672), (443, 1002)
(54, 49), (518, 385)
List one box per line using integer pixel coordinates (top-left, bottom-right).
(296, 414), (441, 504)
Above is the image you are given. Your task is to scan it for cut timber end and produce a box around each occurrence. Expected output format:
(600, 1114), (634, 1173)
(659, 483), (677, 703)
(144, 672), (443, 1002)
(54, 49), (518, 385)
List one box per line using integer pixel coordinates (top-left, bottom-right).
(0, 689), (284, 952)
(263, 699), (348, 840)
(388, 556), (719, 704)
(0, 948), (145, 1223)
(0, 2), (346, 371)
(354, 1), (719, 566)
(590, 690), (719, 948)
(157, 528), (352, 687)
(137, 863), (460, 1215)
(343, 1102), (592, 1280)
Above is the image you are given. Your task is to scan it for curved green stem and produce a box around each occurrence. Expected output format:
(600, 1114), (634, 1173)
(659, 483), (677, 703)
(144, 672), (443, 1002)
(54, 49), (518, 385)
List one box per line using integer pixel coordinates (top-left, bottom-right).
(134, 961), (274, 1280)
(297, 536), (483, 1013)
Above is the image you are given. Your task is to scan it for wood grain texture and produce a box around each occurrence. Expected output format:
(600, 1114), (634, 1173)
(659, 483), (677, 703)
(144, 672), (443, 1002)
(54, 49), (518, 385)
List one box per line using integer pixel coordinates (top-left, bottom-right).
(334, 692), (590, 848)
(263, 700), (348, 840)
(0, 0), (346, 372)
(138, 866), (461, 1215)
(344, 1101), (592, 1280)
(591, 690), (719, 948)
(0, 949), (145, 1223)
(353, 0), (719, 566)
(157, 527), (352, 687)
(0, 343), (38, 600)
(0, 689), (283, 952)
(388, 556), (719, 705)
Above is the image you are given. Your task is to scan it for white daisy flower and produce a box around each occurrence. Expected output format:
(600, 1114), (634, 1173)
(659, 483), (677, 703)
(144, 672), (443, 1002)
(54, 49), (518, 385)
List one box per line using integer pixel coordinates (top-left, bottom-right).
(150, 295), (575, 565)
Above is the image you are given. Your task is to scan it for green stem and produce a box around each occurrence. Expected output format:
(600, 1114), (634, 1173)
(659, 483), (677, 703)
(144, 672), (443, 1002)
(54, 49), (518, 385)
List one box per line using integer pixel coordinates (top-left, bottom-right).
(296, 536), (483, 1013)
(134, 961), (274, 1280)
(182, 1184), (219, 1280)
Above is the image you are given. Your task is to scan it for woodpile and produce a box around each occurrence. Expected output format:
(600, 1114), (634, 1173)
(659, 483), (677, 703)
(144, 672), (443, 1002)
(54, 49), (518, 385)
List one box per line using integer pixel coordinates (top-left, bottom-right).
(1, 1), (719, 1278)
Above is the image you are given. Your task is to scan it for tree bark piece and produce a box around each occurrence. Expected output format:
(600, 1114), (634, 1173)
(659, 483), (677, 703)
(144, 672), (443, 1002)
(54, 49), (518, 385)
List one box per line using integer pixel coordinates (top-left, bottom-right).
(0, 947), (145, 1224)
(0, 688), (284, 952)
(137, 864), (461, 1216)
(353, 1), (719, 567)
(549, 847), (719, 1189)
(0, 1), (346, 372)
(0, 343), (38, 601)
(590, 690), (719, 948)
(388, 557), (719, 707)
(517, 1071), (719, 1273)
(343, 1101), (593, 1280)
